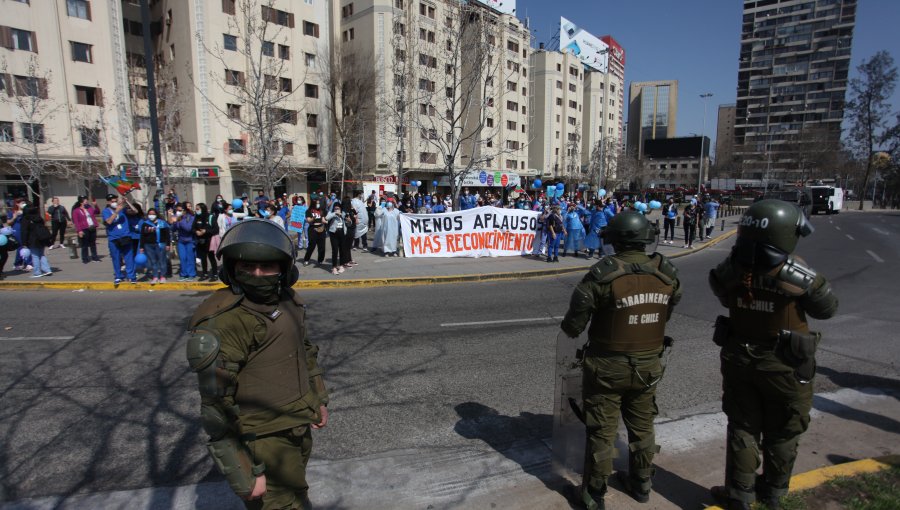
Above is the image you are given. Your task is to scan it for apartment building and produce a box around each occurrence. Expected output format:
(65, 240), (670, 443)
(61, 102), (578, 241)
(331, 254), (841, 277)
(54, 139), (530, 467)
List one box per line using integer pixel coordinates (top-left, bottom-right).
(338, 0), (530, 194)
(734, 0), (856, 182)
(715, 103), (736, 169)
(581, 70), (623, 183)
(626, 80), (678, 160)
(1, 0), (131, 203)
(600, 35), (625, 149)
(528, 49), (584, 181)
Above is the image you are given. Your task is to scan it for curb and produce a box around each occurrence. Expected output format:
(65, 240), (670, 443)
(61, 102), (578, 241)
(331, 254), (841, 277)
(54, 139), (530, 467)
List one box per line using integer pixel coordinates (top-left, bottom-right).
(0, 230), (737, 291)
(706, 454), (900, 509)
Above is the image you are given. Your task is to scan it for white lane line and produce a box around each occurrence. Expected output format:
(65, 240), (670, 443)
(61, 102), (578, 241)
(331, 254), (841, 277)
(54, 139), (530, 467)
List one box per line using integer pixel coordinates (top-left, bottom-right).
(866, 250), (884, 263)
(0, 336), (75, 341)
(846, 234), (855, 241)
(871, 227), (889, 235)
(440, 316), (563, 327)
(835, 226), (841, 231)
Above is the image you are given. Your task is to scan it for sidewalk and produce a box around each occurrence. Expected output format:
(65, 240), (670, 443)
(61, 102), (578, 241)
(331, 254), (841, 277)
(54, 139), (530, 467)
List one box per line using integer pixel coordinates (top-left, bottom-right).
(0, 212), (740, 290)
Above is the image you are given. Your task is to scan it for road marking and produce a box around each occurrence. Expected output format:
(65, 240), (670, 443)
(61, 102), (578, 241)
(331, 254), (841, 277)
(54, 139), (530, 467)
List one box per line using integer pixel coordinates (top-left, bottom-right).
(866, 250), (884, 263)
(846, 234), (855, 241)
(440, 316), (563, 327)
(835, 226), (841, 231)
(871, 227), (889, 235)
(0, 336), (75, 341)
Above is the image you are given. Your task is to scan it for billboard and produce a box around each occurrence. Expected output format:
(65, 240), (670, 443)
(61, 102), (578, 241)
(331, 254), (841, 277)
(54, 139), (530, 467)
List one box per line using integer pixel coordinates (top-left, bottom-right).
(600, 35), (625, 67)
(560, 17), (609, 73)
(473, 0), (516, 16)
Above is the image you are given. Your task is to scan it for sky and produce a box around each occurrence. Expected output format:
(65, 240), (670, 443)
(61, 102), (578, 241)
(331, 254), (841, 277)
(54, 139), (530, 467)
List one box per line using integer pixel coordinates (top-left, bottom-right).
(514, 0), (900, 152)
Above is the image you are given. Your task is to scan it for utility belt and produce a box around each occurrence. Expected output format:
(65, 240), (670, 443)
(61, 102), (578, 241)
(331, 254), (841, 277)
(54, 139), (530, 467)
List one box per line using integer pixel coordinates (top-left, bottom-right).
(579, 336), (674, 388)
(256, 424), (309, 440)
(713, 315), (820, 383)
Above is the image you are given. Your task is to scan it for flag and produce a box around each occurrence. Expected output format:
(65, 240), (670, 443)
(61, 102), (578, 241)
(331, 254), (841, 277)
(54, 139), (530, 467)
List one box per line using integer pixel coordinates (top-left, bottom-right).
(100, 175), (141, 195)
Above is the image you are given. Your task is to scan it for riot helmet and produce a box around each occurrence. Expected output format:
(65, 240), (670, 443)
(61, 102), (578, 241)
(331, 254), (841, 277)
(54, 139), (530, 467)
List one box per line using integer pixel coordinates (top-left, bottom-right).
(733, 199), (813, 268)
(217, 218), (298, 289)
(602, 211), (658, 250)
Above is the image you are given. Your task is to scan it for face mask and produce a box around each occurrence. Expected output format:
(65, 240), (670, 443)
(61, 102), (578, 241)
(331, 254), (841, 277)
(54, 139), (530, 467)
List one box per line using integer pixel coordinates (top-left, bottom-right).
(176, 211), (183, 217)
(330, 194), (336, 199)
(234, 270), (282, 305)
(148, 214), (157, 221)
(226, 209), (233, 216)
(216, 197), (223, 202)
(195, 209), (201, 215)
(109, 203), (117, 208)
(262, 210), (271, 217)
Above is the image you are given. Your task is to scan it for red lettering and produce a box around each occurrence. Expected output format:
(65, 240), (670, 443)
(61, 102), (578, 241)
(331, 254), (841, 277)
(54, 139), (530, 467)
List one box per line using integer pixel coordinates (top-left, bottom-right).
(410, 235), (424, 255)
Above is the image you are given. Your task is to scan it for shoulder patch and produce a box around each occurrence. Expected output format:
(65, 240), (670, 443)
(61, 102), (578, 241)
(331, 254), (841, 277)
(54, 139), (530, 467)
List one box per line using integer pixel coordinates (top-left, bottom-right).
(189, 288), (243, 329)
(590, 256), (626, 284)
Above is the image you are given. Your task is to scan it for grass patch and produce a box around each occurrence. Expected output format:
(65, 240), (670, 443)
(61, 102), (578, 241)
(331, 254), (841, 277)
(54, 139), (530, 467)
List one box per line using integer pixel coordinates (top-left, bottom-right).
(764, 466), (900, 510)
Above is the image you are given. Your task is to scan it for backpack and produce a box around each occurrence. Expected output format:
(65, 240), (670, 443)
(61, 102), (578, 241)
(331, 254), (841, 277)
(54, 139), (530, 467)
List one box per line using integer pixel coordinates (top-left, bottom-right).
(207, 212), (220, 236)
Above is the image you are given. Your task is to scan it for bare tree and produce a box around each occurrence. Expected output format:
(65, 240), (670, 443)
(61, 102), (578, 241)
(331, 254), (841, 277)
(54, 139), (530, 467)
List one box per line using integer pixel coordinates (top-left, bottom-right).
(787, 124), (840, 184)
(0, 56), (64, 208)
(845, 50), (897, 209)
(193, 0), (308, 198)
(399, 2), (522, 205)
(319, 46), (380, 196)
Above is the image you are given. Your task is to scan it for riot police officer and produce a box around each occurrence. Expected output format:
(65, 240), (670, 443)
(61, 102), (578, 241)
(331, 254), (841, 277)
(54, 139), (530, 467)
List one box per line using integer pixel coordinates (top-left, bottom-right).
(709, 200), (838, 510)
(561, 211), (682, 510)
(186, 219), (329, 509)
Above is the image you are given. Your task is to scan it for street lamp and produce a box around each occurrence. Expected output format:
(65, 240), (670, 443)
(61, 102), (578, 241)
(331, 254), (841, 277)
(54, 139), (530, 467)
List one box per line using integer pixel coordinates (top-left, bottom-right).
(698, 93), (713, 196)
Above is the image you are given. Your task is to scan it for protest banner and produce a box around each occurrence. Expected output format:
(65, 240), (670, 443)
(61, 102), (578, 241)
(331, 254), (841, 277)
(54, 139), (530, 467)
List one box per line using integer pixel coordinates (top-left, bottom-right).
(399, 206), (540, 258)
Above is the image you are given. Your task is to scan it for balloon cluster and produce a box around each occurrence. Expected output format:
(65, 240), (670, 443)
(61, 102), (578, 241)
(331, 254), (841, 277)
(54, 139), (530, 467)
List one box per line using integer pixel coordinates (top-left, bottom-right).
(634, 201), (648, 213)
(598, 189), (607, 197)
(649, 200), (662, 210)
(533, 178), (542, 188)
(19, 247), (31, 259)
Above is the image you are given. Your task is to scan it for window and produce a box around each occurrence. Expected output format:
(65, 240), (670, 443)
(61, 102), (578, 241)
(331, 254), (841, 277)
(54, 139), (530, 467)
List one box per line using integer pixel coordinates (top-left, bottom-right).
(220, 34), (237, 53)
(280, 77), (292, 92)
(283, 142), (293, 156)
(225, 69), (244, 86)
(228, 138), (246, 154)
(262, 6), (294, 27)
(419, 152), (437, 164)
(418, 79), (435, 92)
(306, 114), (317, 127)
(279, 44), (290, 60)
(555, 97), (562, 106)
(568, 83), (576, 92)
(507, 80), (516, 92)
(419, 3), (435, 18)
(506, 100), (518, 112)
(418, 28), (434, 43)
(556, 63), (562, 72)
(341, 3), (354, 18)
(394, 0), (404, 8)
(506, 120), (516, 130)
(610, 84), (616, 93)
(609, 98), (615, 106)
(506, 60), (519, 72)
(445, 86), (453, 98)
(133, 85), (148, 99)
(7, 28), (36, 52)
(75, 85), (102, 106)
(222, 0), (235, 15)
(420, 128), (437, 140)
(394, 22), (405, 36)
(307, 144), (319, 158)
(556, 80), (562, 89)
(506, 140), (519, 150)
(227, 103), (241, 120)
(507, 40), (519, 53)
(304, 83), (319, 98)
(126, 52), (145, 68)
(569, 99), (577, 109)
(567, 116), (576, 126)
(70, 42), (92, 63)
(79, 127), (100, 147)
(303, 21), (320, 37)
(125, 19), (142, 36)
(67, 0), (91, 20)
(521, 124), (526, 133)
(21, 123), (44, 143)
(419, 53), (436, 68)
(264, 74), (277, 90)
(505, 159), (517, 169)
(269, 108), (297, 124)
(262, 41), (274, 57)
(419, 103), (435, 116)
(305, 53), (316, 67)
(0, 122), (13, 142)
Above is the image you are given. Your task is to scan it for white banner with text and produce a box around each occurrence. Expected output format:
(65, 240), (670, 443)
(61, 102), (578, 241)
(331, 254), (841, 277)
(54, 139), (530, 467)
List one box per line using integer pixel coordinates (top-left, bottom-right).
(399, 206), (540, 258)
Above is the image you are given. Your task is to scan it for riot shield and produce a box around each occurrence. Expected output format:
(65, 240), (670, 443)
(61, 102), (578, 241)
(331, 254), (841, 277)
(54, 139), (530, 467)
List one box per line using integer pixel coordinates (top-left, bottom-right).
(551, 329), (589, 484)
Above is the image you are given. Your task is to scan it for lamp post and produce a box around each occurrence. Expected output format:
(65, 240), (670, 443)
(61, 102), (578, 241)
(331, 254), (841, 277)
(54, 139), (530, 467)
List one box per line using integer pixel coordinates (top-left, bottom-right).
(698, 93), (713, 196)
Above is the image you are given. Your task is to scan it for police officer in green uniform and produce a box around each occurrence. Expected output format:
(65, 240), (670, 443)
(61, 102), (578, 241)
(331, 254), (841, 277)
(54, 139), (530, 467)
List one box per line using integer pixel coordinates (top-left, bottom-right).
(708, 200), (838, 510)
(561, 211), (682, 510)
(186, 219), (329, 510)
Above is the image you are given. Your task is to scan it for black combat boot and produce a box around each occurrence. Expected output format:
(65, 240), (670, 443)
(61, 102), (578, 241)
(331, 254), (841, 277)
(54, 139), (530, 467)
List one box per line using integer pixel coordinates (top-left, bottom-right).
(710, 485), (752, 510)
(617, 471), (651, 503)
(581, 485), (606, 510)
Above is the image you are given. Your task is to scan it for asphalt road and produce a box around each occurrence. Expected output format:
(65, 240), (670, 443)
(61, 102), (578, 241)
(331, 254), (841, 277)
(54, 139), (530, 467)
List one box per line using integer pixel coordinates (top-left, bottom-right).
(0, 210), (898, 506)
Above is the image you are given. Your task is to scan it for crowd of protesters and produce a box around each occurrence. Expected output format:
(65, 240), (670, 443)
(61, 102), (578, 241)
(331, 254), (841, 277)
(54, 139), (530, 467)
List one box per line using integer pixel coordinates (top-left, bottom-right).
(0, 186), (721, 281)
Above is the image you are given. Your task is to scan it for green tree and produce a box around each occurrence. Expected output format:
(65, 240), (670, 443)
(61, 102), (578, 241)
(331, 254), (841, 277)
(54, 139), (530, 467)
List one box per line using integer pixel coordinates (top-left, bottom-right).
(845, 51), (897, 209)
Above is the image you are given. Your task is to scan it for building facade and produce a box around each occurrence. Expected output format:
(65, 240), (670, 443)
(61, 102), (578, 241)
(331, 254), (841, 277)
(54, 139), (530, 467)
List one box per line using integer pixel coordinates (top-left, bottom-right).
(626, 80), (678, 161)
(733, 0), (856, 183)
(715, 103), (736, 170)
(600, 35), (625, 150)
(643, 135), (710, 189)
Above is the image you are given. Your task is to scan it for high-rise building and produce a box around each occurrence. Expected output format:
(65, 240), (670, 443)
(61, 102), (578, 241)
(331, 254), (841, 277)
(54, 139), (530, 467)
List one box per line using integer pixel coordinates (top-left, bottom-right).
(600, 35), (625, 145)
(627, 80), (678, 160)
(715, 104), (736, 170)
(733, 0), (856, 182)
(581, 70), (622, 185)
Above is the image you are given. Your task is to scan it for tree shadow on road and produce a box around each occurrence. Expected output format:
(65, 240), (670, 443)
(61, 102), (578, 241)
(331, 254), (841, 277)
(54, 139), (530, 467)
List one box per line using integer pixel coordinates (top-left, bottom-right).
(816, 366), (900, 396)
(453, 402), (579, 508)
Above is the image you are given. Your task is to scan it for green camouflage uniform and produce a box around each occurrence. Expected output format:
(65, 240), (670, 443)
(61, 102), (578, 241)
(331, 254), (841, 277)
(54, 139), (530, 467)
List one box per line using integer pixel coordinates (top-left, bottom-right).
(561, 250), (682, 498)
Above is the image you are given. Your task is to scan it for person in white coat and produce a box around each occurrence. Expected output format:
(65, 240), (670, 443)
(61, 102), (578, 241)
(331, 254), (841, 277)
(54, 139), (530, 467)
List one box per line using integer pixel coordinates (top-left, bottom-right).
(374, 201), (401, 256)
(351, 191), (369, 250)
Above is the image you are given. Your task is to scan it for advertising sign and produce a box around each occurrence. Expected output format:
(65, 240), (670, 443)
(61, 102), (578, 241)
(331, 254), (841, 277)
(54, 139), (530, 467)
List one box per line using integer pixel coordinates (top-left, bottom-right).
(560, 17), (609, 73)
(600, 35), (625, 67)
(473, 0), (516, 16)
(438, 172), (522, 188)
(399, 206), (539, 258)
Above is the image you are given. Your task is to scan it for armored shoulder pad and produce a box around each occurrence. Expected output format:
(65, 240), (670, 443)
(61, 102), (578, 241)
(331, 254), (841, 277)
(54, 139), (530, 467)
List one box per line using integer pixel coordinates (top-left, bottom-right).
(651, 253), (678, 285)
(776, 256), (817, 296)
(589, 256), (627, 284)
(189, 288), (243, 329)
(186, 329), (221, 373)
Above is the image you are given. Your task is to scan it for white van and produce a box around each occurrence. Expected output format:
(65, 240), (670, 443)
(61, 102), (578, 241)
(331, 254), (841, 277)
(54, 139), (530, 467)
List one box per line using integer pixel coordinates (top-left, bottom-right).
(808, 186), (843, 214)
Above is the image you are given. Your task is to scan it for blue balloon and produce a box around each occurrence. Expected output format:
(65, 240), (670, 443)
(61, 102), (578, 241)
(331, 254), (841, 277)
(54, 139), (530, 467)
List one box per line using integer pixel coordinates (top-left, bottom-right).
(0, 234), (7, 246)
(556, 182), (565, 191)
(649, 200), (662, 210)
(432, 180), (438, 186)
(231, 198), (244, 209)
(0, 226), (12, 236)
(636, 202), (648, 212)
(533, 179), (542, 188)
(598, 189), (607, 197)
(690, 198), (698, 206)
(134, 253), (148, 266)
(19, 247), (31, 259)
